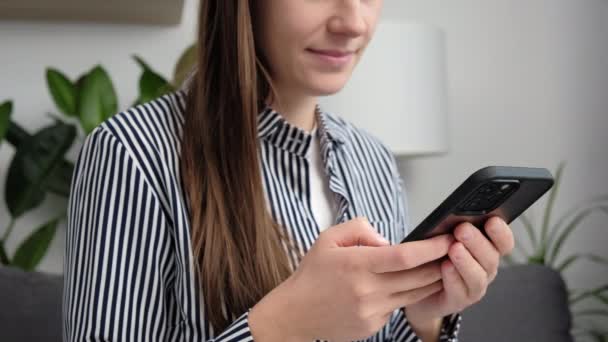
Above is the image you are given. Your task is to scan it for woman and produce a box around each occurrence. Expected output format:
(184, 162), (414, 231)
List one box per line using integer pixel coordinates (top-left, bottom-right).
(63, 1), (514, 341)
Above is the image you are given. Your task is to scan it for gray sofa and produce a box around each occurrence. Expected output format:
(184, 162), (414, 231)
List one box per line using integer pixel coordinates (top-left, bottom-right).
(459, 264), (573, 341)
(0, 265), (63, 341)
(0, 264), (572, 341)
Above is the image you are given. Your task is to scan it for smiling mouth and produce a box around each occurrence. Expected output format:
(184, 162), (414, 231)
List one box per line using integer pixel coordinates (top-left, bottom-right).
(305, 48), (359, 68)
(306, 48), (357, 58)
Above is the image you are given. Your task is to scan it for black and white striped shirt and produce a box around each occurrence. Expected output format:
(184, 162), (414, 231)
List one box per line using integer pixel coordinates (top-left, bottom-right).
(63, 90), (462, 342)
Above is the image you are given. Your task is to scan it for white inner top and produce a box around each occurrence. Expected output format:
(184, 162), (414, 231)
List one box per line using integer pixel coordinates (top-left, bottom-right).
(307, 125), (338, 231)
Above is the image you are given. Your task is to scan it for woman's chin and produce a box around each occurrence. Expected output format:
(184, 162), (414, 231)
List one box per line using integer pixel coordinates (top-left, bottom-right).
(307, 78), (351, 97)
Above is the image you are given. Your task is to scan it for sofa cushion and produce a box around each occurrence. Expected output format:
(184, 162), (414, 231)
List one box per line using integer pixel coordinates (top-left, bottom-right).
(0, 264), (574, 342)
(459, 264), (573, 341)
(0, 266), (63, 342)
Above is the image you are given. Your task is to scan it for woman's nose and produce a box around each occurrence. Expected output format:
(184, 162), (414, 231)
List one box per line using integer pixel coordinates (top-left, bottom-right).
(328, 1), (368, 37)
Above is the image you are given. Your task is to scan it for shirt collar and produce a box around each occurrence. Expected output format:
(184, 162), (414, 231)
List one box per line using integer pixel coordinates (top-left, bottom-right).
(177, 87), (348, 153)
(257, 104), (346, 157)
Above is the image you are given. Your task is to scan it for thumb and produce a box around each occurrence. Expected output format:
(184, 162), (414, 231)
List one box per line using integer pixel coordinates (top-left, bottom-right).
(325, 217), (391, 248)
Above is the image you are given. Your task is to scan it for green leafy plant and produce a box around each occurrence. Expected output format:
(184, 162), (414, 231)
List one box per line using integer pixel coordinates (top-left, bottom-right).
(0, 46), (196, 271)
(505, 161), (608, 341)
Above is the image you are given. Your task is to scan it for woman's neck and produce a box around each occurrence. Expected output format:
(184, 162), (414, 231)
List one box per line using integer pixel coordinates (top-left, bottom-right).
(267, 89), (318, 133)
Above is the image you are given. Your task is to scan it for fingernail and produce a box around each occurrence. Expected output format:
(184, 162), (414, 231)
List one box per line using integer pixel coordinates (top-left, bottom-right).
(446, 262), (455, 273)
(377, 235), (390, 244)
(491, 217), (506, 230)
(452, 243), (465, 260)
(502, 220), (510, 230)
(461, 231), (471, 241)
(489, 222), (502, 234)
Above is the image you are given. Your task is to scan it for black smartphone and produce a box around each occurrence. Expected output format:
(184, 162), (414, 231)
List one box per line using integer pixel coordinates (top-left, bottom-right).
(400, 166), (554, 243)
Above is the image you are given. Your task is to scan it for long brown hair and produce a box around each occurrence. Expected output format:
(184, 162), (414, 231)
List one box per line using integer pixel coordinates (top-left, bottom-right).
(180, 0), (300, 332)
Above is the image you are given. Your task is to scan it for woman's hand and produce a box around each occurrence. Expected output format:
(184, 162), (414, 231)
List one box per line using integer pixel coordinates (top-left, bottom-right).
(249, 217), (456, 342)
(404, 216), (515, 329)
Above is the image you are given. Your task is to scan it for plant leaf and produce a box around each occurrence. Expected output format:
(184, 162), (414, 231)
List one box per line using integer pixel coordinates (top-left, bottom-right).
(133, 55), (174, 105)
(589, 330), (608, 342)
(527, 254), (545, 264)
(518, 213), (538, 251)
(571, 328), (598, 340)
(586, 322), (608, 341)
(0, 100), (12, 143)
(138, 70), (172, 104)
(584, 253), (608, 266)
(573, 309), (608, 318)
(570, 284), (608, 305)
(0, 241), (9, 265)
(173, 43), (197, 87)
(579, 327), (608, 342)
(541, 161), (565, 253)
(556, 254), (580, 272)
(569, 288), (581, 300)
(11, 218), (59, 271)
(592, 293), (608, 306)
(548, 193), (608, 249)
(46, 68), (77, 117)
(4, 118), (30, 149)
(557, 253), (608, 273)
(5, 121), (77, 217)
(548, 207), (594, 265)
(133, 55), (154, 73)
(74, 73), (87, 101)
(45, 159), (74, 197)
(78, 65), (118, 134)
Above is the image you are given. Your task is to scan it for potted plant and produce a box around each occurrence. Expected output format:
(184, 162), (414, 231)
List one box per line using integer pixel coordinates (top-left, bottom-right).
(505, 161), (608, 341)
(0, 44), (195, 271)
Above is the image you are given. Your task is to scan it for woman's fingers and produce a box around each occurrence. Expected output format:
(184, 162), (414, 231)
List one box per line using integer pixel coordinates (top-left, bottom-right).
(364, 234), (454, 273)
(441, 258), (469, 311)
(484, 216), (515, 256)
(387, 279), (444, 311)
(453, 222), (500, 282)
(373, 260), (443, 295)
(448, 242), (488, 302)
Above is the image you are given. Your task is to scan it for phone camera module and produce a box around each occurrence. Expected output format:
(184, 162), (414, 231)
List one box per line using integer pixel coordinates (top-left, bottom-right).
(457, 180), (519, 214)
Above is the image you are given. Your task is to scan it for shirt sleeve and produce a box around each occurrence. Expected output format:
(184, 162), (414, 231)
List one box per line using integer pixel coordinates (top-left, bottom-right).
(392, 168), (463, 341)
(63, 125), (256, 342)
(390, 308), (462, 342)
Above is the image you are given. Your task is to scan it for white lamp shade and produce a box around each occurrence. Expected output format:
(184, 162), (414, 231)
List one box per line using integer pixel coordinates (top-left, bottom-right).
(318, 21), (449, 156)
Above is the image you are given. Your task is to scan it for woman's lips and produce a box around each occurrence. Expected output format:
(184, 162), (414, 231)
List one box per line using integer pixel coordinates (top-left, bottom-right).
(307, 48), (355, 67)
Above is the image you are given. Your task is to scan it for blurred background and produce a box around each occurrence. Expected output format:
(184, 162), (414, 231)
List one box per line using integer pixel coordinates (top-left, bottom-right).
(1, 0), (607, 340)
